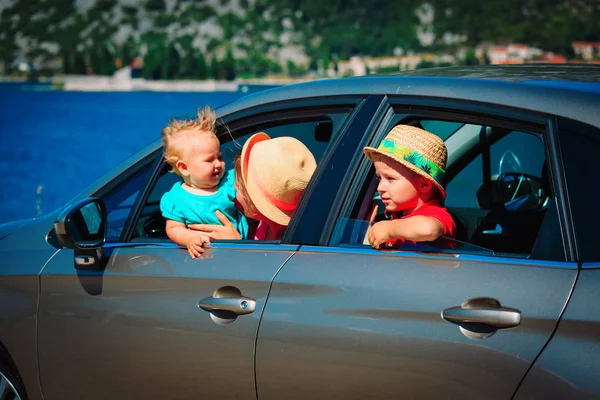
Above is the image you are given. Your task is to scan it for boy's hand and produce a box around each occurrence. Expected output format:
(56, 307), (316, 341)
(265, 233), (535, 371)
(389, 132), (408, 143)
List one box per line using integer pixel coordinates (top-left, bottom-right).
(367, 220), (394, 249)
(186, 234), (210, 259)
(363, 201), (381, 245)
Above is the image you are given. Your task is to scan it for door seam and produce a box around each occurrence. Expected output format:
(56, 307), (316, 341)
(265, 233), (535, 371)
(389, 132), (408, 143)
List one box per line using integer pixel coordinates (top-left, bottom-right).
(252, 249), (298, 400)
(510, 264), (581, 399)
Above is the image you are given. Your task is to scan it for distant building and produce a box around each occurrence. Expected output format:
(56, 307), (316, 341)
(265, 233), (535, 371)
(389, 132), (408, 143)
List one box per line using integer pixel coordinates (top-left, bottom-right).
(130, 57), (143, 78)
(483, 43), (543, 64)
(337, 53), (448, 77)
(572, 41), (600, 60)
(337, 56), (367, 76)
(37, 56), (63, 72)
(529, 52), (566, 64)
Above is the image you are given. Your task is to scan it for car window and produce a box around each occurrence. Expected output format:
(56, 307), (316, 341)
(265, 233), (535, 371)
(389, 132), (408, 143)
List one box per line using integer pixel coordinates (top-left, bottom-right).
(102, 160), (155, 242)
(446, 130), (546, 209)
(558, 117), (600, 262)
(420, 120), (464, 141)
(334, 116), (563, 260)
(130, 108), (353, 242)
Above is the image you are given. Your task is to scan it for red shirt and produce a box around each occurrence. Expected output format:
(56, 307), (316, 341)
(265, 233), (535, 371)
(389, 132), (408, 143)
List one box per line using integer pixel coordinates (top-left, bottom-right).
(384, 200), (456, 248)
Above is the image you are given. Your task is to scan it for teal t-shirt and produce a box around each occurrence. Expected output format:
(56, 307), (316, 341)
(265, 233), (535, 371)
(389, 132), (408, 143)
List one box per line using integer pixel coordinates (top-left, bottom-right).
(160, 169), (249, 239)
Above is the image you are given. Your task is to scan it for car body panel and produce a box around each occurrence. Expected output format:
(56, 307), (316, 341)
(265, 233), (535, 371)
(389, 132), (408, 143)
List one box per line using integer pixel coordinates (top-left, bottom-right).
(0, 213), (59, 400)
(37, 244), (295, 399)
(256, 247), (577, 399)
(217, 75), (600, 128)
(514, 266), (600, 400)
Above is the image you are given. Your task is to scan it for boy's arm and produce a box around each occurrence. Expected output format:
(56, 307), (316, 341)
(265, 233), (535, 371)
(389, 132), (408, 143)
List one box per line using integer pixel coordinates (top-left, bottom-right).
(166, 219), (210, 258)
(368, 216), (444, 249)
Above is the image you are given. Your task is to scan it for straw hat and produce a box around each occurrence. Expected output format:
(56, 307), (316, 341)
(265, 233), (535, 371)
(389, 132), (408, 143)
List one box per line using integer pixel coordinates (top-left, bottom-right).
(364, 124), (448, 198)
(241, 133), (317, 226)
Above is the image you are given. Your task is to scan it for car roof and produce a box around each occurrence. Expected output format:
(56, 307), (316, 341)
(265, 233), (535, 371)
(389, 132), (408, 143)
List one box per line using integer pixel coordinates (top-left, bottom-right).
(218, 65), (600, 128)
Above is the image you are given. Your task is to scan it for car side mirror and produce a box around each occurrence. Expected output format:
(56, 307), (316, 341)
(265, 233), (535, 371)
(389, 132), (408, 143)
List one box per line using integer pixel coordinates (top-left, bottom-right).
(54, 198), (107, 250)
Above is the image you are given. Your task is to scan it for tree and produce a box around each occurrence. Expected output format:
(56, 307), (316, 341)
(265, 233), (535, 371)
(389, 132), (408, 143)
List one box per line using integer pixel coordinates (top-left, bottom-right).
(196, 51), (208, 80)
(164, 42), (180, 79)
(463, 48), (480, 66)
(210, 57), (220, 80)
(223, 47), (236, 81)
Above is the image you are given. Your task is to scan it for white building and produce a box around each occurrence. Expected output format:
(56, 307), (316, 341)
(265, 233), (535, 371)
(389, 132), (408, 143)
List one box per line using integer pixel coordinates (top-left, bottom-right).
(572, 42), (600, 60)
(486, 44), (543, 64)
(337, 53), (443, 77)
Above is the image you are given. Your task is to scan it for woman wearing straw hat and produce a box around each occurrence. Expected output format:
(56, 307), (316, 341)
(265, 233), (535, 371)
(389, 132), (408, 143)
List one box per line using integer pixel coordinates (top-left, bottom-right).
(363, 124), (456, 249)
(189, 132), (317, 241)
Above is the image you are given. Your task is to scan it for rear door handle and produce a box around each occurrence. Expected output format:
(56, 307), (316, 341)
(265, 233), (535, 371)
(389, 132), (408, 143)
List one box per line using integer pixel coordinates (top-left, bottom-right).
(442, 297), (521, 339)
(442, 306), (520, 328)
(198, 296), (256, 315)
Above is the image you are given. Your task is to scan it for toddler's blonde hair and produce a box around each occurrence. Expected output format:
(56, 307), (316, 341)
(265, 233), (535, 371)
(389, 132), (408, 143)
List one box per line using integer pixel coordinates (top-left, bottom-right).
(162, 106), (218, 177)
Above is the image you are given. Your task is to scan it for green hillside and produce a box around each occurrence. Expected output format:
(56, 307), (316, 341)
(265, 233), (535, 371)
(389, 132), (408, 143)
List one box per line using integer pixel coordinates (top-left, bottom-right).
(0, 0), (598, 79)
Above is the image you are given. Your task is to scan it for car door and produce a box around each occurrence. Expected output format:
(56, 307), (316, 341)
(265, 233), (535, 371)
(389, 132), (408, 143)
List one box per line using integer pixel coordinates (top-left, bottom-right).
(513, 117), (600, 399)
(255, 98), (578, 399)
(36, 97), (366, 400)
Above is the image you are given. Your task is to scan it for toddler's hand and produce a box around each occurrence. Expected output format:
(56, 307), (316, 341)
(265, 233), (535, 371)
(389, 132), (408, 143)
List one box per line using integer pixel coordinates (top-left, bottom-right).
(367, 220), (394, 249)
(186, 234), (210, 259)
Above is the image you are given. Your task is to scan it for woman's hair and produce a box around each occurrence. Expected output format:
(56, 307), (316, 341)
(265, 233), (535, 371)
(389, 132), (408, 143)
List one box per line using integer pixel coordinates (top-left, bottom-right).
(161, 106), (217, 176)
(233, 153), (259, 217)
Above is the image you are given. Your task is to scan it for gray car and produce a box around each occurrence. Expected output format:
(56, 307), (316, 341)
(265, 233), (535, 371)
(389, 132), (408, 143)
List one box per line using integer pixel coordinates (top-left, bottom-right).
(1, 64), (600, 400)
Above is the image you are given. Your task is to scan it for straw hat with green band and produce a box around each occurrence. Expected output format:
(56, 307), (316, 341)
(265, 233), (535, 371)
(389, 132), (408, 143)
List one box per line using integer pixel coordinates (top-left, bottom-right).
(363, 124), (448, 199)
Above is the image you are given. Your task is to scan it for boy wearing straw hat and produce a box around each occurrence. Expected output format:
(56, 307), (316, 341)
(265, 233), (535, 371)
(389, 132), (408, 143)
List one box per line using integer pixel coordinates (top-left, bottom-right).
(363, 125), (456, 249)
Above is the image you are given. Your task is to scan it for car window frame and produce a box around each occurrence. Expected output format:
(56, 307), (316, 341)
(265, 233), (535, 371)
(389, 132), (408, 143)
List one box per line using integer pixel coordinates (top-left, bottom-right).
(118, 95), (369, 245)
(556, 116), (600, 263)
(328, 95), (577, 263)
(89, 150), (162, 243)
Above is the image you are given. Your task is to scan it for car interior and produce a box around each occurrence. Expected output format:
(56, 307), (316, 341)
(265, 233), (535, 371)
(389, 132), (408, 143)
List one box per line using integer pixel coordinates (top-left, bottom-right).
(119, 110), (556, 260)
(129, 114), (344, 242)
(348, 117), (553, 259)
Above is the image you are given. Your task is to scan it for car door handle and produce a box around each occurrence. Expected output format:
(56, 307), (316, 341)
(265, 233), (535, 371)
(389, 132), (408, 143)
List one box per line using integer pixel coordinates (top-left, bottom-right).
(198, 296), (256, 315)
(442, 297), (521, 329)
(482, 224), (503, 235)
(442, 307), (520, 329)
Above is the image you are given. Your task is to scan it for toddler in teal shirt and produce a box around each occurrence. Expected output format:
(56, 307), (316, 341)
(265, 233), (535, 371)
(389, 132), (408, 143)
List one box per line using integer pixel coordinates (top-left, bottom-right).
(160, 106), (248, 258)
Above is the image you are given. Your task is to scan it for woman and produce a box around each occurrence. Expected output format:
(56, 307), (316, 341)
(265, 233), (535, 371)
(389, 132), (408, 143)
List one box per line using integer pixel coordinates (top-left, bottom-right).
(188, 132), (317, 241)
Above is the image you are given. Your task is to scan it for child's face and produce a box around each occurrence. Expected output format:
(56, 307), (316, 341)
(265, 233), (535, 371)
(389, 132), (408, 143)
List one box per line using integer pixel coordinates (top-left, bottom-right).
(177, 133), (225, 189)
(374, 156), (424, 212)
(234, 182), (261, 220)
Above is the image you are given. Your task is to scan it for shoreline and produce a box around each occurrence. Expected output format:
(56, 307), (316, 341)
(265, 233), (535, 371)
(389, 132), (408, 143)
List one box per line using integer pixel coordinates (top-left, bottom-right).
(0, 73), (314, 92)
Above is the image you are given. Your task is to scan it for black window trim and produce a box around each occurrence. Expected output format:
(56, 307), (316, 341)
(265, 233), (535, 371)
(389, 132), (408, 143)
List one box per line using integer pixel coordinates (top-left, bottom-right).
(549, 116), (580, 263)
(286, 95), (390, 246)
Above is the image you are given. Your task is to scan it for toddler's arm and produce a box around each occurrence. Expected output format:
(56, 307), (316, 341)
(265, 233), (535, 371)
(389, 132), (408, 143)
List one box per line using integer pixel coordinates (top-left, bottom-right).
(368, 215), (444, 249)
(166, 219), (210, 259)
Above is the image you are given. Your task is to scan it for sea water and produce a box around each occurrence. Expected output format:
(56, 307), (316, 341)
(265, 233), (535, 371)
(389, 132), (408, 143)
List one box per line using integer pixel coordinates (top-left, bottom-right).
(0, 82), (266, 223)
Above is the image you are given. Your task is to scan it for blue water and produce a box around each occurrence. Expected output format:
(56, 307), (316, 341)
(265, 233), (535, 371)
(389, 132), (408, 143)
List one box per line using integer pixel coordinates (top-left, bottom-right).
(0, 82), (268, 223)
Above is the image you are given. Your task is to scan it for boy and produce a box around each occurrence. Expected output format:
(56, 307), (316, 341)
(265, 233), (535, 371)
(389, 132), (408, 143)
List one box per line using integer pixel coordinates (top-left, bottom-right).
(363, 124), (456, 249)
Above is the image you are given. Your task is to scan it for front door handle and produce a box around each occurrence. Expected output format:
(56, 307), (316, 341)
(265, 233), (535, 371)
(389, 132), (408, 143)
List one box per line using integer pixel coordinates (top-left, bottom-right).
(198, 295), (256, 315)
(442, 297), (521, 339)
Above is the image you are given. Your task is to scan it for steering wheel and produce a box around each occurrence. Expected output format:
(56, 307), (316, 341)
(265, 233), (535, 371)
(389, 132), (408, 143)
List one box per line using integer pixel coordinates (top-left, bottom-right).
(498, 150), (529, 201)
